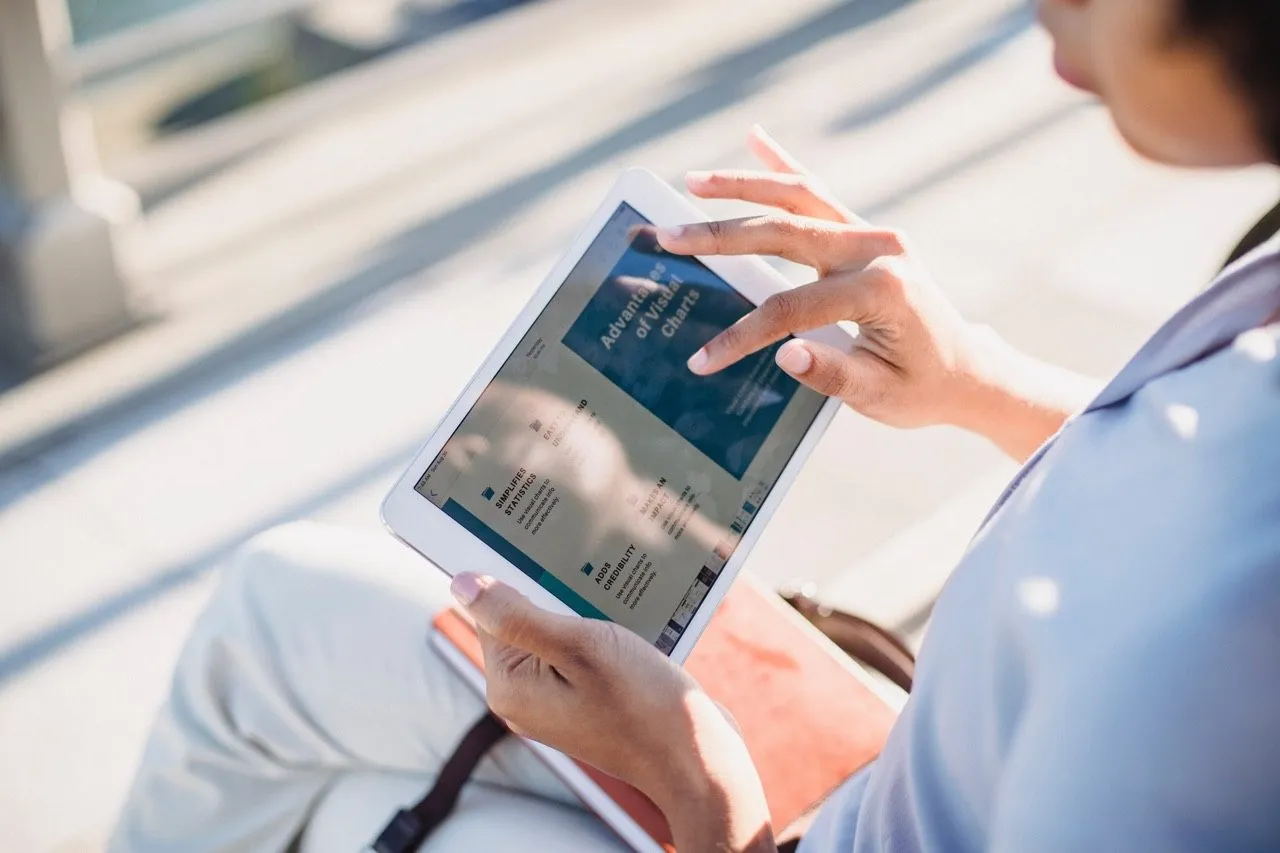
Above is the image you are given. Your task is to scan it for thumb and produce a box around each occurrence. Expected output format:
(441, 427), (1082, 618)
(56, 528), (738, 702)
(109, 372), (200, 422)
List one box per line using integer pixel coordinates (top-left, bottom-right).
(775, 339), (893, 411)
(450, 573), (585, 666)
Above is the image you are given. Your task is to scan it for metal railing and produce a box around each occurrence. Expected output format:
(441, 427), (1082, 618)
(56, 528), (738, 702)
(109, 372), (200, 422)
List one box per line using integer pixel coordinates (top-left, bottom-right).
(64, 0), (319, 83)
(0, 0), (533, 368)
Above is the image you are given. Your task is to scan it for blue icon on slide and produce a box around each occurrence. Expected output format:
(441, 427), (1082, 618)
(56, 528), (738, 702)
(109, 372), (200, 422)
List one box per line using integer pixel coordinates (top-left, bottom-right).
(581, 562), (595, 576)
(482, 487), (495, 501)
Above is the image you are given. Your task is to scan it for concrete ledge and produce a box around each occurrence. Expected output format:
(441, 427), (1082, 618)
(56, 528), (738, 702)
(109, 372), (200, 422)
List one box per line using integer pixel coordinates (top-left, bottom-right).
(819, 470), (1013, 646)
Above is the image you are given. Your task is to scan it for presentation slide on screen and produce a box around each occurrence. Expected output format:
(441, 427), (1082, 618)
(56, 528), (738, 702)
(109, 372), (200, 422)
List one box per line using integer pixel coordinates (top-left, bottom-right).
(416, 204), (827, 652)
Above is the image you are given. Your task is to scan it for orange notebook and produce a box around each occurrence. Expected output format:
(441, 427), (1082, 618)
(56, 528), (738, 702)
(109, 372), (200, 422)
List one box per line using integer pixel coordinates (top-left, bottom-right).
(431, 578), (899, 852)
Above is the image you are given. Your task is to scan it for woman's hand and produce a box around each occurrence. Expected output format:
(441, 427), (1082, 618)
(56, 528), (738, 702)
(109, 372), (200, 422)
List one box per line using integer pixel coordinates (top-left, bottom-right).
(449, 573), (776, 853)
(659, 126), (1098, 461)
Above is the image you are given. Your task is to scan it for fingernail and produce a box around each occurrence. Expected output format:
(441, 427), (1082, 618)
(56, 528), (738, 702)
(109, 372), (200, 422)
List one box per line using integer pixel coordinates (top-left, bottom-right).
(450, 573), (488, 607)
(687, 348), (710, 374)
(777, 340), (813, 375)
(752, 123), (773, 141)
(685, 171), (712, 189)
(657, 225), (685, 244)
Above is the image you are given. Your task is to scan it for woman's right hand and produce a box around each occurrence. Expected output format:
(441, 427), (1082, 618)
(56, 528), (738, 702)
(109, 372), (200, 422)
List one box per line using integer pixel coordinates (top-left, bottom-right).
(658, 126), (985, 432)
(659, 127), (1097, 461)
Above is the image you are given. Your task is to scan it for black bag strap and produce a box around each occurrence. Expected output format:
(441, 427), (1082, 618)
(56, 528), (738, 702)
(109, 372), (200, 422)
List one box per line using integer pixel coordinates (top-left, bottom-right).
(367, 711), (509, 853)
(1223, 199), (1280, 269)
(781, 591), (915, 694)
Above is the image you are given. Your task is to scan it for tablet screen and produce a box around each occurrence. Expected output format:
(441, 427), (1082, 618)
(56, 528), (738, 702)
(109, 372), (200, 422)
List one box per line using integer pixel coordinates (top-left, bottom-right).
(416, 203), (827, 653)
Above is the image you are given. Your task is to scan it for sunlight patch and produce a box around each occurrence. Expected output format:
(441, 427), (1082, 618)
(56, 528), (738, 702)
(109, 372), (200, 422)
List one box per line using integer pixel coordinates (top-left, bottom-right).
(1164, 403), (1199, 441)
(1234, 328), (1278, 363)
(1017, 577), (1060, 617)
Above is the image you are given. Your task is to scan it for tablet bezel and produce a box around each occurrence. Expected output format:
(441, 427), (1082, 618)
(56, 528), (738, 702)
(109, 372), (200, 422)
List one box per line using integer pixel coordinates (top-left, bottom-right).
(382, 168), (854, 663)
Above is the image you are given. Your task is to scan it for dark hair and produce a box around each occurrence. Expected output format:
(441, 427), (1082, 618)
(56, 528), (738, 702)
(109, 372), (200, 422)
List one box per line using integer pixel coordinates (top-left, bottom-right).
(1179, 0), (1280, 159)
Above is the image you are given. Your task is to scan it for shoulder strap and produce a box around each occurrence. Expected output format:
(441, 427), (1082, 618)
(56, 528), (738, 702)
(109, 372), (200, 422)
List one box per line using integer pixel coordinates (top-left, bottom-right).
(366, 712), (509, 853)
(1224, 199), (1280, 269)
(781, 590), (915, 693)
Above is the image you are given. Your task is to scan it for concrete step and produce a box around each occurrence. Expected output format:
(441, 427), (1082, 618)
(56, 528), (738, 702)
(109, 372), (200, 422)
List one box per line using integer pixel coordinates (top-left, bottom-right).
(818, 470), (1015, 648)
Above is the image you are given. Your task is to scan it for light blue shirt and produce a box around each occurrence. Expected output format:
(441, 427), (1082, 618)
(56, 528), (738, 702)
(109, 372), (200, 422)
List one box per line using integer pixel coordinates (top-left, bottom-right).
(804, 240), (1280, 853)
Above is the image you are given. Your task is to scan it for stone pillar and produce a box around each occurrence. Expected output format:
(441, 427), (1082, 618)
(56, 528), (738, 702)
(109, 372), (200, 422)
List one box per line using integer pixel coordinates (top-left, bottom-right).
(0, 0), (141, 371)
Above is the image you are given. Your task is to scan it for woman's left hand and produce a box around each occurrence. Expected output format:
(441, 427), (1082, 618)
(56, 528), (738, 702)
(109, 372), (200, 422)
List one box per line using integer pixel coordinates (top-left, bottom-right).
(449, 572), (776, 852)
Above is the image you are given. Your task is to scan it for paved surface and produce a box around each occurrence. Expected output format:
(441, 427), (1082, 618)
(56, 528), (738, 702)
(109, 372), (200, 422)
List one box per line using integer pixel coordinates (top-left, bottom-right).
(2, 0), (1277, 849)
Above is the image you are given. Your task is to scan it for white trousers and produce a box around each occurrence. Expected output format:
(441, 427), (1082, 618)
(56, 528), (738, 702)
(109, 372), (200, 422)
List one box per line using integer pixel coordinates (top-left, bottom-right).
(108, 522), (627, 853)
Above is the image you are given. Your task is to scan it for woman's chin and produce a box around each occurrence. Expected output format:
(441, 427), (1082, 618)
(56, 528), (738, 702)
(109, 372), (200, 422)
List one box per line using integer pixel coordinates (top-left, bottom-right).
(1053, 52), (1096, 93)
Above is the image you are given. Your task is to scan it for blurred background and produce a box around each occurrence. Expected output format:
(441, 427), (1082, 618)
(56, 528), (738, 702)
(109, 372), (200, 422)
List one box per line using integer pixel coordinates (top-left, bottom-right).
(1, 0), (1276, 849)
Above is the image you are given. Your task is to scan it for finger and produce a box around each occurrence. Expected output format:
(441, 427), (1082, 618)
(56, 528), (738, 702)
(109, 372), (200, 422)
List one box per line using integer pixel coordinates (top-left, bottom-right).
(686, 273), (879, 375)
(625, 223), (660, 251)
(473, 623), (535, 680)
(685, 170), (856, 224)
(472, 625), (572, 742)
(746, 125), (864, 226)
(775, 338), (896, 411)
(451, 573), (587, 669)
(659, 215), (897, 274)
(714, 700), (743, 737)
(747, 124), (806, 175)
(474, 623), (505, 672)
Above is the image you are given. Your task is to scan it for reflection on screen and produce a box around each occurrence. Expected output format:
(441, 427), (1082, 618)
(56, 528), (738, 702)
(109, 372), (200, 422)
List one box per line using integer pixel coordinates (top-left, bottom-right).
(416, 204), (826, 653)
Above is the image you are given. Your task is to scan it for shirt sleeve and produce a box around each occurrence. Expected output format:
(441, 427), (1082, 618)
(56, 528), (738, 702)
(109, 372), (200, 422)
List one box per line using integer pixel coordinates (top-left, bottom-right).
(988, 584), (1280, 853)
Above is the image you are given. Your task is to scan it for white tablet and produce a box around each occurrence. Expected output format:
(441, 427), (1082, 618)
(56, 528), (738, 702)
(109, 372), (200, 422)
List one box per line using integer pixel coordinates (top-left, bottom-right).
(382, 168), (855, 662)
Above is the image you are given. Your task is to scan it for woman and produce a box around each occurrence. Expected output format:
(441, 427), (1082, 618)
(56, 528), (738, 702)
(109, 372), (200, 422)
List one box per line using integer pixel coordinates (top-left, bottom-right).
(111, 0), (1280, 850)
